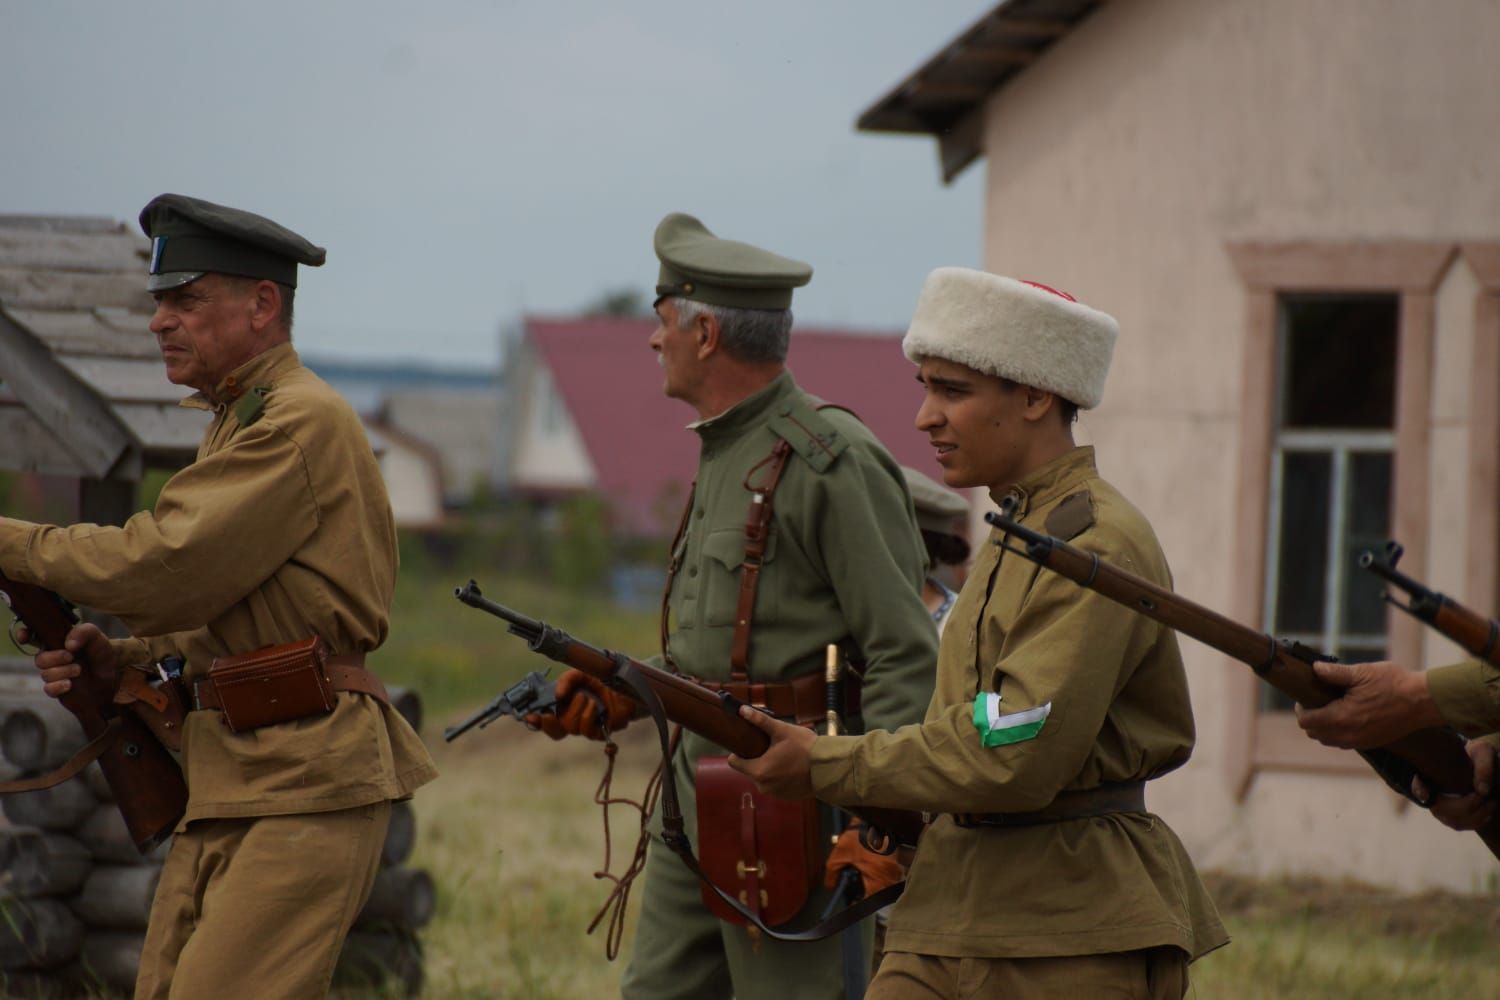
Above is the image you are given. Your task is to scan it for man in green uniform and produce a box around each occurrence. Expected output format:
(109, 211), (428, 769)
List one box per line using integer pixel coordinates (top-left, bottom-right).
(1298, 658), (1499, 830)
(535, 213), (937, 999)
(10, 194), (437, 999)
(731, 267), (1228, 998)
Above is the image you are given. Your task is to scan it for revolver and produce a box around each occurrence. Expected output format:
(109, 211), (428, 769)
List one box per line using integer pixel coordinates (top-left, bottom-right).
(443, 669), (559, 742)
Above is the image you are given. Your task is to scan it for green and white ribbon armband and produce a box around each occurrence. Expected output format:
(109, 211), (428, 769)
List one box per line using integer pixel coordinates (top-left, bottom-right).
(972, 693), (1051, 748)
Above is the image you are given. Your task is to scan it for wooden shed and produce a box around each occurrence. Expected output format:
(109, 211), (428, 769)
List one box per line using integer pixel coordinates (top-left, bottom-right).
(0, 215), (206, 524)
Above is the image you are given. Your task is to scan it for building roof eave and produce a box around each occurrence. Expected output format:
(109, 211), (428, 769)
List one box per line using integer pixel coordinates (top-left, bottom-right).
(855, 0), (1107, 183)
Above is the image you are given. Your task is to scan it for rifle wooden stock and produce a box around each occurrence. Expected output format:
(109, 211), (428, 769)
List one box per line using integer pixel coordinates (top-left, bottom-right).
(455, 581), (926, 848)
(985, 514), (1500, 861)
(0, 571), (186, 853)
(1361, 541), (1500, 667)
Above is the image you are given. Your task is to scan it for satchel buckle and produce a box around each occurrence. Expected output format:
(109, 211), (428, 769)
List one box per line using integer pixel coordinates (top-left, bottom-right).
(735, 859), (767, 879)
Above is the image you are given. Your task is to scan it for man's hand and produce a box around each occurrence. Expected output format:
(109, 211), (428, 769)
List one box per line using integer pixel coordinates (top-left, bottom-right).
(1295, 660), (1445, 749)
(27, 622), (117, 698)
(1412, 740), (1498, 832)
(824, 825), (904, 899)
(523, 668), (635, 741)
(725, 706), (816, 799)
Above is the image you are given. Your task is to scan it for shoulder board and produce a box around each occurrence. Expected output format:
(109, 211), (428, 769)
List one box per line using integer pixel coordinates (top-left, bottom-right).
(233, 386), (270, 428)
(1044, 490), (1095, 541)
(767, 398), (849, 473)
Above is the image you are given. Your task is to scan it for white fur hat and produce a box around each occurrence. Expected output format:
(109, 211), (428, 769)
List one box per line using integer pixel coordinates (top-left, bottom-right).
(901, 267), (1119, 409)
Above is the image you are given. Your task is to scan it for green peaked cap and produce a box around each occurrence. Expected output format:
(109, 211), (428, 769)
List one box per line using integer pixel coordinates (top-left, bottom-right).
(138, 193), (326, 292)
(653, 212), (812, 310)
(901, 465), (969, 534)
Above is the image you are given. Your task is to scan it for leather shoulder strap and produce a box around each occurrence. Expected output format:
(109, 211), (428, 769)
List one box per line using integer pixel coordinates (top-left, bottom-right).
(731, 442), (793, 680)
(731, 400), (861, 680)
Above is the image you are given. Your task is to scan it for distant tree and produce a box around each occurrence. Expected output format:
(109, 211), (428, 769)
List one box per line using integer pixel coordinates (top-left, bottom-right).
(580, 288), (650, 318)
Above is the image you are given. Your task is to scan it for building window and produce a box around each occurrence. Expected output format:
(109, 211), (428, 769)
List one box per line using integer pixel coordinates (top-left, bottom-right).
(1262, 295), (1398, 710)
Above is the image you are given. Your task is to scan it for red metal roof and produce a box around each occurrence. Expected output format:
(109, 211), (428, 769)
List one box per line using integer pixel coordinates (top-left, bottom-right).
(525, 316), (945, 535)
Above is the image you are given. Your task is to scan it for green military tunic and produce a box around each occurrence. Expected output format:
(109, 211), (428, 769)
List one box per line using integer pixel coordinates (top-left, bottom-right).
(1428, 658), (1500, 737)
(810, 446), (1227, 963)
(0, 342), (436, 821)
(623, 370), (938, 1000)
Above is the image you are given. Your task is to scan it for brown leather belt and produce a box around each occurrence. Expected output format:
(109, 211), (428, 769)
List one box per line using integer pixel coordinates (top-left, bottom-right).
(952, 781), (1147, 829)
(691, 670), (862, 728)
(191, 654), (388, 712)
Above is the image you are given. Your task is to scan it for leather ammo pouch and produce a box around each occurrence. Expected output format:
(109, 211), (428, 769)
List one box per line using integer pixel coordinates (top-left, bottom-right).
(695, 755), (820, 928)
(200, 637), (337, 733)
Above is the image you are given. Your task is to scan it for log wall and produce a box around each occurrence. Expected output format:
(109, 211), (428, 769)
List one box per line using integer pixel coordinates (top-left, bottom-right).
(0, 664), (432, 996)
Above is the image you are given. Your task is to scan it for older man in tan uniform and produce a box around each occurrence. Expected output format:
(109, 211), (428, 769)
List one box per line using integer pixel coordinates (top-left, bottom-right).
(733, 268), (1227, 998)
(5, 194), (436, 999)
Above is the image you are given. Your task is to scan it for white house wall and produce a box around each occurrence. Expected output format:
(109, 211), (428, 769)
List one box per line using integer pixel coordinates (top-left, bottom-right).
(973, 0), (1500, 890)
(511, 361), (596, 491)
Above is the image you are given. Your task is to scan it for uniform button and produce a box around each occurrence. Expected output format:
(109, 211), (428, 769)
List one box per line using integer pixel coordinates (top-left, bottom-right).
(695, 508), (704, 519)
(689, 567), (698, 577)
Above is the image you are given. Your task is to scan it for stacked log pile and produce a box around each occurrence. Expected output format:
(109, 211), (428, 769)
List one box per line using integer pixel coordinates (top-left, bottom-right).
(0, 663), (434, 997)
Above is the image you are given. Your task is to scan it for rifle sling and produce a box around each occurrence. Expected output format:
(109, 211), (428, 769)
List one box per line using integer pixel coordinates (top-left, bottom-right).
(0, 717), (121, 794)
(610, 653), (905, 942)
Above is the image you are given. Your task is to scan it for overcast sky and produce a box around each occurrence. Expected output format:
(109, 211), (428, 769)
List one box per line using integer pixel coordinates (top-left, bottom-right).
(2, 1), (989, 367)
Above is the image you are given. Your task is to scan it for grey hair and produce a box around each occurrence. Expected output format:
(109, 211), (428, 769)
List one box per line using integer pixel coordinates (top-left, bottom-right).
(673, 297), (792, 364)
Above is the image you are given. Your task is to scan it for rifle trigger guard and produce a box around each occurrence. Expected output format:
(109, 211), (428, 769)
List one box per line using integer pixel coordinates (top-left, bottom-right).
(859, 824), (896, 856)
(7, 617), (34, 653)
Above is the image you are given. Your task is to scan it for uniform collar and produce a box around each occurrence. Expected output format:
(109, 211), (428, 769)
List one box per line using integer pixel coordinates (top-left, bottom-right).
(689, 369), (797, 442)
(988, 445), (1097, 520)
(179, 341), (301, 410)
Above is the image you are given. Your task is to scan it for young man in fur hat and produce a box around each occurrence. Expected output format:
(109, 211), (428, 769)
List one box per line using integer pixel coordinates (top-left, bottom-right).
(731, 267), (1228, 998)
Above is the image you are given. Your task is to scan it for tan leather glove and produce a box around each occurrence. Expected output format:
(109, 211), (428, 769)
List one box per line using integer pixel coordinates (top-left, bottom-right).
(824, 825), (905, 899)
(525, 668), (636, 741)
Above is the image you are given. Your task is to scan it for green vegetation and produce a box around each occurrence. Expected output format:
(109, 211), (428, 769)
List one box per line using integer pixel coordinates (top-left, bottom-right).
(371, 545), (660, 728)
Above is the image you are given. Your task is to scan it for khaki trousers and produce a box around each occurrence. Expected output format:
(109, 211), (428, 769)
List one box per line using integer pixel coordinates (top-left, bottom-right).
(135, 801), (390, 1000)
(866, 947), (1189, 1000)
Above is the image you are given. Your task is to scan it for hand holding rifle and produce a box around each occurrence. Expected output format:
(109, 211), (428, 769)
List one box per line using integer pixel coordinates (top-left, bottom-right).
(21, 620), (118, 698)
(1295, 660), (1446, 750)
(726, 703), (816, 799)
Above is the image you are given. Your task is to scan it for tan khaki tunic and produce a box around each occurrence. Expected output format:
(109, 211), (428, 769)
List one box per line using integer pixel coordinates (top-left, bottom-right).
(1429, 658), (1500, 737)
(0, 343), (436, 824)
(810, 447), (1227, 961)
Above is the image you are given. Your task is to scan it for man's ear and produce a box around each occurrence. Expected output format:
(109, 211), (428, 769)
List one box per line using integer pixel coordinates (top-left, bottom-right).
(1021, 385), (1058, 423)
(695, 310), (720, 360)
(248, 280), (283, 335)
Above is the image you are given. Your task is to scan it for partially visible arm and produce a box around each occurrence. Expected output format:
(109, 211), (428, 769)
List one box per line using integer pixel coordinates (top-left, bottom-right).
(806, 444), (937, 733)
(809, 528), (1159, 814)
(1427, 659), (1500, 738)
(0, 418), (318, 635)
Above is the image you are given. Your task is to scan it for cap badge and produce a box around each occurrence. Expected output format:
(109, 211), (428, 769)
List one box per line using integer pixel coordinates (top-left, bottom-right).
(149, 236), (167, 275)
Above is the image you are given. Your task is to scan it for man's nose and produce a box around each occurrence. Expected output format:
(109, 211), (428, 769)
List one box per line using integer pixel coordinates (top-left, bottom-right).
(915, 395), (942, 430)
(148, 303), (172, 335)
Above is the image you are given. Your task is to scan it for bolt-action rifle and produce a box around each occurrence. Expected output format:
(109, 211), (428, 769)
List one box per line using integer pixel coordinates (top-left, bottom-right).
(450, 580), (925, 851)
(985, 513), (1500, 862)
(0, 571), (186, 852)
(1360, 541), (1500, 667)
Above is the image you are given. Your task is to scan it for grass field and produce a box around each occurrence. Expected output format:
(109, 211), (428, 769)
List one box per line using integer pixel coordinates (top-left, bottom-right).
(369, 563), (1500, 999)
